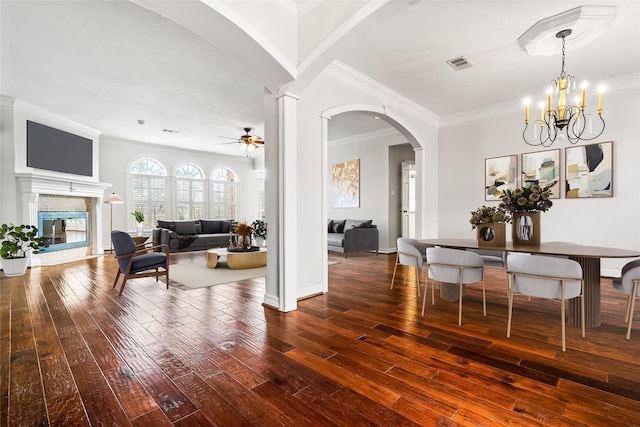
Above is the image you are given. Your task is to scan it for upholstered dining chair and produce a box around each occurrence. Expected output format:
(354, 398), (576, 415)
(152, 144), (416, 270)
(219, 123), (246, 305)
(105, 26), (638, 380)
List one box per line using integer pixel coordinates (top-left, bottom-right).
(111, 230), (170, 295)
(423, 247), (485, 325)
(506, 253), (585, 351)
(466, 249), (507, 269)
(612, 259), (640, 340)
(390, 238), (432, 297)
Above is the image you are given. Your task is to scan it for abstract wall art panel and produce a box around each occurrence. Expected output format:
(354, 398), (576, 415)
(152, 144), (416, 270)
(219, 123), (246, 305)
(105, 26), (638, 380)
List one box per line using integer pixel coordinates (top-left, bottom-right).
(332, 158), (360, 208)
(565, 141), (613, 198)
(485, 155), (518, 201)
(521, 149), (561, 199)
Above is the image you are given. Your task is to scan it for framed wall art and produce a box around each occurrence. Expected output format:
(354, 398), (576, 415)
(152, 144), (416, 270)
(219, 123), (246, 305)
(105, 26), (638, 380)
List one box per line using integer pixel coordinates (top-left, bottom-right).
(485, 155), (518, 201)
(332, 158), (360, 208)
(521, 149), (561, 199)
(565, 141), (613, 198)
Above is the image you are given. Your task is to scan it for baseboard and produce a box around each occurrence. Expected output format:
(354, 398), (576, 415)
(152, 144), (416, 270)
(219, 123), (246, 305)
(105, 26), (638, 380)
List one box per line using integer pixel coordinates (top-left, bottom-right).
(298, 283), (324, 300)
(262, 293), (280, 310)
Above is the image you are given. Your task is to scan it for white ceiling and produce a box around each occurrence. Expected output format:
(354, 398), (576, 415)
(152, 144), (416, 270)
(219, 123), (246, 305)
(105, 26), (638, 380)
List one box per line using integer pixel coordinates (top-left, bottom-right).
(1, 1), (638, 156)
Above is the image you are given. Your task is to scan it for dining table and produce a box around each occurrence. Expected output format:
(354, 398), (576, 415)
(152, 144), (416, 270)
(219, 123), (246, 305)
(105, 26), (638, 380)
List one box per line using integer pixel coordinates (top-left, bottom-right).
(419, 238), (640, 328)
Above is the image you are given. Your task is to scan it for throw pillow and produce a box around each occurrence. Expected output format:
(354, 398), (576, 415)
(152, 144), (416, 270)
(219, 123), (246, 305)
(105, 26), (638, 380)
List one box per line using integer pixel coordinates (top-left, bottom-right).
(357, 220), (373, 228)
(201, 219), (222, 234)
(331, 220), (346, 233)
(327, 220), (333, 233)
(157, 220), (175, 230)
(220, 220), (232, 233)
(194, 221), (202, 234)
(174, 221), (197, 235)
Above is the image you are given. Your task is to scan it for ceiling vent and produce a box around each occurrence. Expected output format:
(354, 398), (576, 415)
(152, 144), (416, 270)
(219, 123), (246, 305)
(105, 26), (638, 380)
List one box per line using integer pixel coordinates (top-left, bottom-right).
(162, 128), (180, 133)
(446, 56), (473, 71)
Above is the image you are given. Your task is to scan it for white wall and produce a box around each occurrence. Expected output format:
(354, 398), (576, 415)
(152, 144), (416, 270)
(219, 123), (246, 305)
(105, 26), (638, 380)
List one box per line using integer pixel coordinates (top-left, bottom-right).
(438, 86), (640, 276)
(99, 137), (261, 249)
(294, 64), (439, 299)
(327, 136), (412, 253)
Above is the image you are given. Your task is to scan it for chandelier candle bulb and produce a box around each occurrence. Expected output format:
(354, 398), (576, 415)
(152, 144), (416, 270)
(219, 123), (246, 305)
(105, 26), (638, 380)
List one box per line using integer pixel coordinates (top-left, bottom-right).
(540, 103), (545, 122)
(581, 83), (587, 109)
(525, 103), (530, 123)
(598, 86), (604, 113)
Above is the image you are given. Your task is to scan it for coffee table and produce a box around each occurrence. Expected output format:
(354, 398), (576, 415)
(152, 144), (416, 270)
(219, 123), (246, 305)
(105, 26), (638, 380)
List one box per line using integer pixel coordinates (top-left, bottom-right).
(207, 247), (267, 269)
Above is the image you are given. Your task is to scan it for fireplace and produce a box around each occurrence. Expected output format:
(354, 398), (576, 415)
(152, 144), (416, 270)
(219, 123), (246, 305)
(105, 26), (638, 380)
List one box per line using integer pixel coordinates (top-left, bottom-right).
(15, 174), (111, 266)
(38, 211), (89, 252)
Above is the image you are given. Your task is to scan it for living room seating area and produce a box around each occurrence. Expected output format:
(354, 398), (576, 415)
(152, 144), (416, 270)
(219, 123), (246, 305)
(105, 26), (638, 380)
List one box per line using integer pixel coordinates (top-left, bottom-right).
(327, 219), (379, 258)
(152, 219), (235, 253)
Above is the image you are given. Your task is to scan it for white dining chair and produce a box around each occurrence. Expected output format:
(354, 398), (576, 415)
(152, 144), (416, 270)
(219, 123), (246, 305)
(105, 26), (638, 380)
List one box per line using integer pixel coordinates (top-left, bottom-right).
(612, 259), (640, 340)
(423, 247), (485, 325)
(390, 238), (431, 297)
(506, 253), (585, 351)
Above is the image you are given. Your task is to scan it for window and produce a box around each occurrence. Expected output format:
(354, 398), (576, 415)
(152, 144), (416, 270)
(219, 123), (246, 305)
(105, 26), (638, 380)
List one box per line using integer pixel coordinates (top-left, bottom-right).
(211, 166), (237, 219)
(175, 163), (205, 220)
(129, 158), (167, 227)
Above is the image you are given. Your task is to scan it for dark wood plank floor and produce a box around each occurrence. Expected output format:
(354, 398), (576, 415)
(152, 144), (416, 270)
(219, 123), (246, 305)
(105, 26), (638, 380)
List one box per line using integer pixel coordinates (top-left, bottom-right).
(1, 251), (639, 426)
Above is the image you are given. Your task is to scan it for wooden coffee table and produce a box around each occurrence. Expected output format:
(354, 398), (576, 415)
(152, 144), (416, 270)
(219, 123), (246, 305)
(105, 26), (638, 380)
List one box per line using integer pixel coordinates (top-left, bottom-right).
(207, 248), (267, 269)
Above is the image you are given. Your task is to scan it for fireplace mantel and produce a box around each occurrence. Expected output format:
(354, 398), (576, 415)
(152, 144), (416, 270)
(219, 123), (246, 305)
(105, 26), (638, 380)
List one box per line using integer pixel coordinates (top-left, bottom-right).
(15, 173), (112, 263)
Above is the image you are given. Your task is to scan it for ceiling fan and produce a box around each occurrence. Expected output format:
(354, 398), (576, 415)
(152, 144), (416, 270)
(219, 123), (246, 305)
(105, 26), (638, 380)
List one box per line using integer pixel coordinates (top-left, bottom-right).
(220, 127), (264, 152)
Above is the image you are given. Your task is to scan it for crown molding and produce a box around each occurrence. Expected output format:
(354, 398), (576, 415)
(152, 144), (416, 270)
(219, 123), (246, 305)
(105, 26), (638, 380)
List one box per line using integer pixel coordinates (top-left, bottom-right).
(328, 127), (401, 147)
(440, 72), (640, 128)
(325, 60), (439, 127)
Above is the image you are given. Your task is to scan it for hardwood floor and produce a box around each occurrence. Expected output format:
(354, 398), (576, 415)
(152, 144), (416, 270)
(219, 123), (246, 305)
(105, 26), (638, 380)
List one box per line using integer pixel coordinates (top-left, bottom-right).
(1, 251), (639, 426)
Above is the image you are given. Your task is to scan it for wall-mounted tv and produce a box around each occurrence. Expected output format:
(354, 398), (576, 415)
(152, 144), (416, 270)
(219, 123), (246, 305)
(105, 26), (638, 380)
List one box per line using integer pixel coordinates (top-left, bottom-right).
(26, 120), (93, 177)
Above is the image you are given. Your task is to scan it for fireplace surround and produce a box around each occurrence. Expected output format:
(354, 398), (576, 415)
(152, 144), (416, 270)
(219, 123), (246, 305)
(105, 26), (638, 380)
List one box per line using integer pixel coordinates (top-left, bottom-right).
(15, 174), (111, 266)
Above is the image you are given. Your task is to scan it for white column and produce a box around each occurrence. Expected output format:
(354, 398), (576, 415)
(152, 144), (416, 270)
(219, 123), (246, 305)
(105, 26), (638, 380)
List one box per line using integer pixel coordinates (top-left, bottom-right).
(262, 90), (300, 312)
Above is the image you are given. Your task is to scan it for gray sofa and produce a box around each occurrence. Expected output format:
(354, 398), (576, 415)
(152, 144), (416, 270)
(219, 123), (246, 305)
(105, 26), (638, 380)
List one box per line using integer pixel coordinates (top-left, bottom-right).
(327, 219), (379, 258)
(152, 219), (234, 253)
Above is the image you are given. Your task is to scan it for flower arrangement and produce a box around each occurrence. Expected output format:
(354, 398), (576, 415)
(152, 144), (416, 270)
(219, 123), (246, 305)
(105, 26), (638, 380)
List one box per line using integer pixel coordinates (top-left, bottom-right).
(469, 206), (511, 230)
(233, 221), (254, 237)
(499, 184), (553, 213)
(251, 218), (267, 239)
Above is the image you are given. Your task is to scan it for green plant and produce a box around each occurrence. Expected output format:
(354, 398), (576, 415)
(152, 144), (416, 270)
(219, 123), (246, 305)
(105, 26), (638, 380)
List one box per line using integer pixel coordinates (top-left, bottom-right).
(251, 218), (267, 239)
(469, 206), (511, 230)
(131, 210), (145, 223)
(499, 184), (553, 213)
(0, 223), (49, 259)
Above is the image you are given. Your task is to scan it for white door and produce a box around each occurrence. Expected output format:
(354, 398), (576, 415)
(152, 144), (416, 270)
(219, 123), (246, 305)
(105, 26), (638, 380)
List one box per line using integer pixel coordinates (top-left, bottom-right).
(401, 161), (416, 238)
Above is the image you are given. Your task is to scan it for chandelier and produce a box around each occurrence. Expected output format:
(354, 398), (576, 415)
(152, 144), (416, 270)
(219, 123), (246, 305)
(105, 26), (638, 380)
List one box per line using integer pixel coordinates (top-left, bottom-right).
(523, 29), (605, 147)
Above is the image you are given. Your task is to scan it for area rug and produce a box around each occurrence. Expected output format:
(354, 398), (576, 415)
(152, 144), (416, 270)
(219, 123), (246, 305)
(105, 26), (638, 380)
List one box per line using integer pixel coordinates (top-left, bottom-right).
(168, 261), (266, 289)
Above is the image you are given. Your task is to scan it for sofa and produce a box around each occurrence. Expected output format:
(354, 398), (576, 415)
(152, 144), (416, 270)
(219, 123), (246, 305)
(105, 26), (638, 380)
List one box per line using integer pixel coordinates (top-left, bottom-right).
(152, 219), (234, 253)
(327, 219), (379, 258)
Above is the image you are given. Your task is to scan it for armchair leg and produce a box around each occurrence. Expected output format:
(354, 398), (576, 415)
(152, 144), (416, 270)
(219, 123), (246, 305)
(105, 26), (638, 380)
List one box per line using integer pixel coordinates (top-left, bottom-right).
(119, 278), (129, 296)
(112, 271), (121, 288)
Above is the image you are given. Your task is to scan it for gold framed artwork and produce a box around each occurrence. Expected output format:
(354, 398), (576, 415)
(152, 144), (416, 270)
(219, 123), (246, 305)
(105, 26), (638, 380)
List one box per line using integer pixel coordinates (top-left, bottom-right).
(332, 158), (360, 208)
(565, 141), (613, 198)
(485, 155), (517, 201)
(521, 149), (561, 199)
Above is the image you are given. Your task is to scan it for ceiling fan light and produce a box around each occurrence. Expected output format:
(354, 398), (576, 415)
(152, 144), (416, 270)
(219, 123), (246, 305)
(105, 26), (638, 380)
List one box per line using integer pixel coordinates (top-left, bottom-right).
(247, 144), (256, 152)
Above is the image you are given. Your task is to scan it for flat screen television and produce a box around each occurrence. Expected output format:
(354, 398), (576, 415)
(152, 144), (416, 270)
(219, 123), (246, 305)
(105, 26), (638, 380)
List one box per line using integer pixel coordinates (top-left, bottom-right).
(26, 120), (93, 177)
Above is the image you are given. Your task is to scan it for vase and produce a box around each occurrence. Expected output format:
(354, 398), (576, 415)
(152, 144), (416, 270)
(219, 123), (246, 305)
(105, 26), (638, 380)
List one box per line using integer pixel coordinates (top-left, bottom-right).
(511, 211), (541, 246)
(136, 222), (144, 237)
(0, 257), (30, 277)
(255, 236), (265, 247)
(476, 223), (506, 248)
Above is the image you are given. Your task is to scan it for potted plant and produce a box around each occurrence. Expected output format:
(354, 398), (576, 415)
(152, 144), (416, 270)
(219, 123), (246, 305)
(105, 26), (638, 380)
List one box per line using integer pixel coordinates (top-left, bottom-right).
(0, 223), (48, 277)
(131, 210), (145, 236)
(469, 206), (510, 247)
(252, 218), (267, 247)
(499, 184), (553, 246)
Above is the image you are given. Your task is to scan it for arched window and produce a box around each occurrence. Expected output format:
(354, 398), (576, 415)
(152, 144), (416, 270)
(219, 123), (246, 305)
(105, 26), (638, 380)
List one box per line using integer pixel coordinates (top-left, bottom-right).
(175, 163), (205, 220)
(129, 157), (167, 227)
(211, 166), (237, 219)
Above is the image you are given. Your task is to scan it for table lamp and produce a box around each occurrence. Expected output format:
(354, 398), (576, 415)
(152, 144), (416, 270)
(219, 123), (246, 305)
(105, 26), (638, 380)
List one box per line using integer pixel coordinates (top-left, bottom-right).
(104, 192), (123, 252)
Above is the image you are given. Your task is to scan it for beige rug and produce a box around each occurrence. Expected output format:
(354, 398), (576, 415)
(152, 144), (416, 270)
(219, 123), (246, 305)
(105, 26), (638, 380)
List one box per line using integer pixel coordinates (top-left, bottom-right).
(168, 261), (266, 289)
